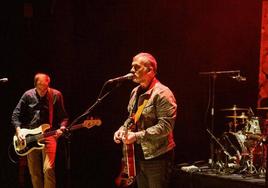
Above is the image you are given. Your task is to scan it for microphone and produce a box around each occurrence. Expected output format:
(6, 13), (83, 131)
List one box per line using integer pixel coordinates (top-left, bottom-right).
(107, 73), (134, 83)
(231, 74), (246, 82)
(0, 78), (8, 83)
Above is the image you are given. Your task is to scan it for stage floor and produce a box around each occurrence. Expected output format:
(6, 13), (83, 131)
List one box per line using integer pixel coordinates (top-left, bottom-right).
(172, 166), (266, 188)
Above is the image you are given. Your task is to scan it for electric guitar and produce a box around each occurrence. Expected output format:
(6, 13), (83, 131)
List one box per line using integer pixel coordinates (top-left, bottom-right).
(13, 119), (102, 156)
(115, 119), (136, 188)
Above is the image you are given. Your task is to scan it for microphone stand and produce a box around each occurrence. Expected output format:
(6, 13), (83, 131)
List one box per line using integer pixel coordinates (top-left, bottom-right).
(199, 70), (240, 168)
(62, 80), (124, 188)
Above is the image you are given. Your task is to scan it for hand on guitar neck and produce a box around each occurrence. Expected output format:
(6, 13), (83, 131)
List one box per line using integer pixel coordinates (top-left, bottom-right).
(13, 118), (102, 156)
(114, 117), (136, 144)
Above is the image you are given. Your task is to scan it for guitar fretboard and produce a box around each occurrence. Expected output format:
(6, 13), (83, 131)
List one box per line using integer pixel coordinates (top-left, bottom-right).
(26, 123), (84, 144)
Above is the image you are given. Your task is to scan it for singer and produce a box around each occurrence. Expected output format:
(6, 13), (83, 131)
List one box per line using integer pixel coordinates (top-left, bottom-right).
(113, 52), (177, 188)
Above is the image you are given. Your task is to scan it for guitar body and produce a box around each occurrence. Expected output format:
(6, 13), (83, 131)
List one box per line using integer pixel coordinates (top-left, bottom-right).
(115, 132), (136, 187)
(116, 98), (148, 187)
(115, 159), (135, 188)
(115, 144), (136, 187)
(13, 124), (51, 156)
(13, 119), (102, 156)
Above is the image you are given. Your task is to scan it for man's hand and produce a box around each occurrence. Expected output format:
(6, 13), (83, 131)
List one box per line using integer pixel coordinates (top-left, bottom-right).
(114, 129), (125, 144)
(55, 126), (66, 138)
(122, 131), (137, 145)
(16, 127), (25, 144)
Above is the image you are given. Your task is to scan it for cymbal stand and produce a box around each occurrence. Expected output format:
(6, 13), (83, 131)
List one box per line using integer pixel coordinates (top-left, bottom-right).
(200, 70), (241, 166)
(242, 147), (257, 176)
(258, 141), (266, 178)
(233, 109), (237, 132)
(248, 149), (257, 174)
(206, 128), (235, 173)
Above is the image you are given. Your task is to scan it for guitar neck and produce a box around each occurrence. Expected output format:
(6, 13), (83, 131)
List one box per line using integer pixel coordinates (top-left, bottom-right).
(33, 120), (101, 141)
(68, 123), (84, 131)
(39, 130), (57, 140)
(41, 123), (83, 138)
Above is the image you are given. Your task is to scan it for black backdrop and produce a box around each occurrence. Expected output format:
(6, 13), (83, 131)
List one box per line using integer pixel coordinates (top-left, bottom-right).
(0, 0), (262, 187)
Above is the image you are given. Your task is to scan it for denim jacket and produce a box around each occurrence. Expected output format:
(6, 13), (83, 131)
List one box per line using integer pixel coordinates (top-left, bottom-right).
(122, 80), (177, 160)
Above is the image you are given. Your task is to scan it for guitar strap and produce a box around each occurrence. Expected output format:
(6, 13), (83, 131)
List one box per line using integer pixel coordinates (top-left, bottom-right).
(134, 98), (148, 124)
(133, 77), (156, 123)
(47, 88), (54, 128)
(127, 91), (151, 178)
(133, 84), (154, 123)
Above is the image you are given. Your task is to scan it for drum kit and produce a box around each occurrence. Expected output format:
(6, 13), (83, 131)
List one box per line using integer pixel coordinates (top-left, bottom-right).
(213, 105), (268, 176)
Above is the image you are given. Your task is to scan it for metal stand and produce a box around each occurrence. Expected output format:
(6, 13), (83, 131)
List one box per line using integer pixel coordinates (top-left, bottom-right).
(247, 149), (257, 175)
(200, 70), (241, 167)
(62, 80), (125, 188)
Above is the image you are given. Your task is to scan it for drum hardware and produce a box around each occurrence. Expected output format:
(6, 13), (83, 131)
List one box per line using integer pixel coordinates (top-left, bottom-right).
(223, 134), (242, 161)
(244, 117), (262, 135)
(220, 105), (249, 111)
(242, 149), (257, 176)
(257, 141), (266, 178)
(256, 107), (268, 110)
(206, 129), (238, 168)
(245, 133), (262, 141)
(225, 112), (248, 132)
(211, 105), (268, 176)
(225, 114), (248, 119)
(226, 111), (248, 118)
(242, 135), (267, 177)
(221, 105), (249, 131)
(215, 131), (248, 174)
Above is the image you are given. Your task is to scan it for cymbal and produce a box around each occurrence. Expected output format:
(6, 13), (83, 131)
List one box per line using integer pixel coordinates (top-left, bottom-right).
(220, 106), (248, 111)
(226, 115), (248, 119)
(256, 107), (268, 110)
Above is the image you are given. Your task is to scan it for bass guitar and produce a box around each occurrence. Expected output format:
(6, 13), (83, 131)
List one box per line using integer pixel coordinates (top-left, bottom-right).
(13, 119), (102, 156)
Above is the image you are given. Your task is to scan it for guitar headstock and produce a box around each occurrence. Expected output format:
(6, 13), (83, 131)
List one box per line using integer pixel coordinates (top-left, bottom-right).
(83, 119), (102, 129)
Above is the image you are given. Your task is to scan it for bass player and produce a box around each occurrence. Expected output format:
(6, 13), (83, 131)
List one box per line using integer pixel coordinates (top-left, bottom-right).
(11, 73), (69, 188)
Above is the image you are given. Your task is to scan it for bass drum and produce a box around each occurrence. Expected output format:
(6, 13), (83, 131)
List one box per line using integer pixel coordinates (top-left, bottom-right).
(217, 132), (247, 164)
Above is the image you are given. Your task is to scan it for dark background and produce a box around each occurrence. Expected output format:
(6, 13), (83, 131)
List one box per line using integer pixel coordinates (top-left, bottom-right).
(0, 0), (262, 187)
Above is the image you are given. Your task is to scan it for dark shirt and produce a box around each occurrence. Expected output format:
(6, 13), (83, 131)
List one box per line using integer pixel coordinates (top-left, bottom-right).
(132, 87), (147, 161)
(11, 88), (68, 130)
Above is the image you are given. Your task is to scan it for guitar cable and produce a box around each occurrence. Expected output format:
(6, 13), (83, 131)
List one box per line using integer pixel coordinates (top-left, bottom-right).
(8, 142), (19, 164)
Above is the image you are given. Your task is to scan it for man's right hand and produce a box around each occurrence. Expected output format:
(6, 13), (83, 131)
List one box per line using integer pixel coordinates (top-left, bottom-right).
(16, 127), (25, 143)
(113, 129), (124, 144)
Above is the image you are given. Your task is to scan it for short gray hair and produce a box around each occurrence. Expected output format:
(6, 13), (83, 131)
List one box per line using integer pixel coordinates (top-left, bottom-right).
(133, 52), (157, 73)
